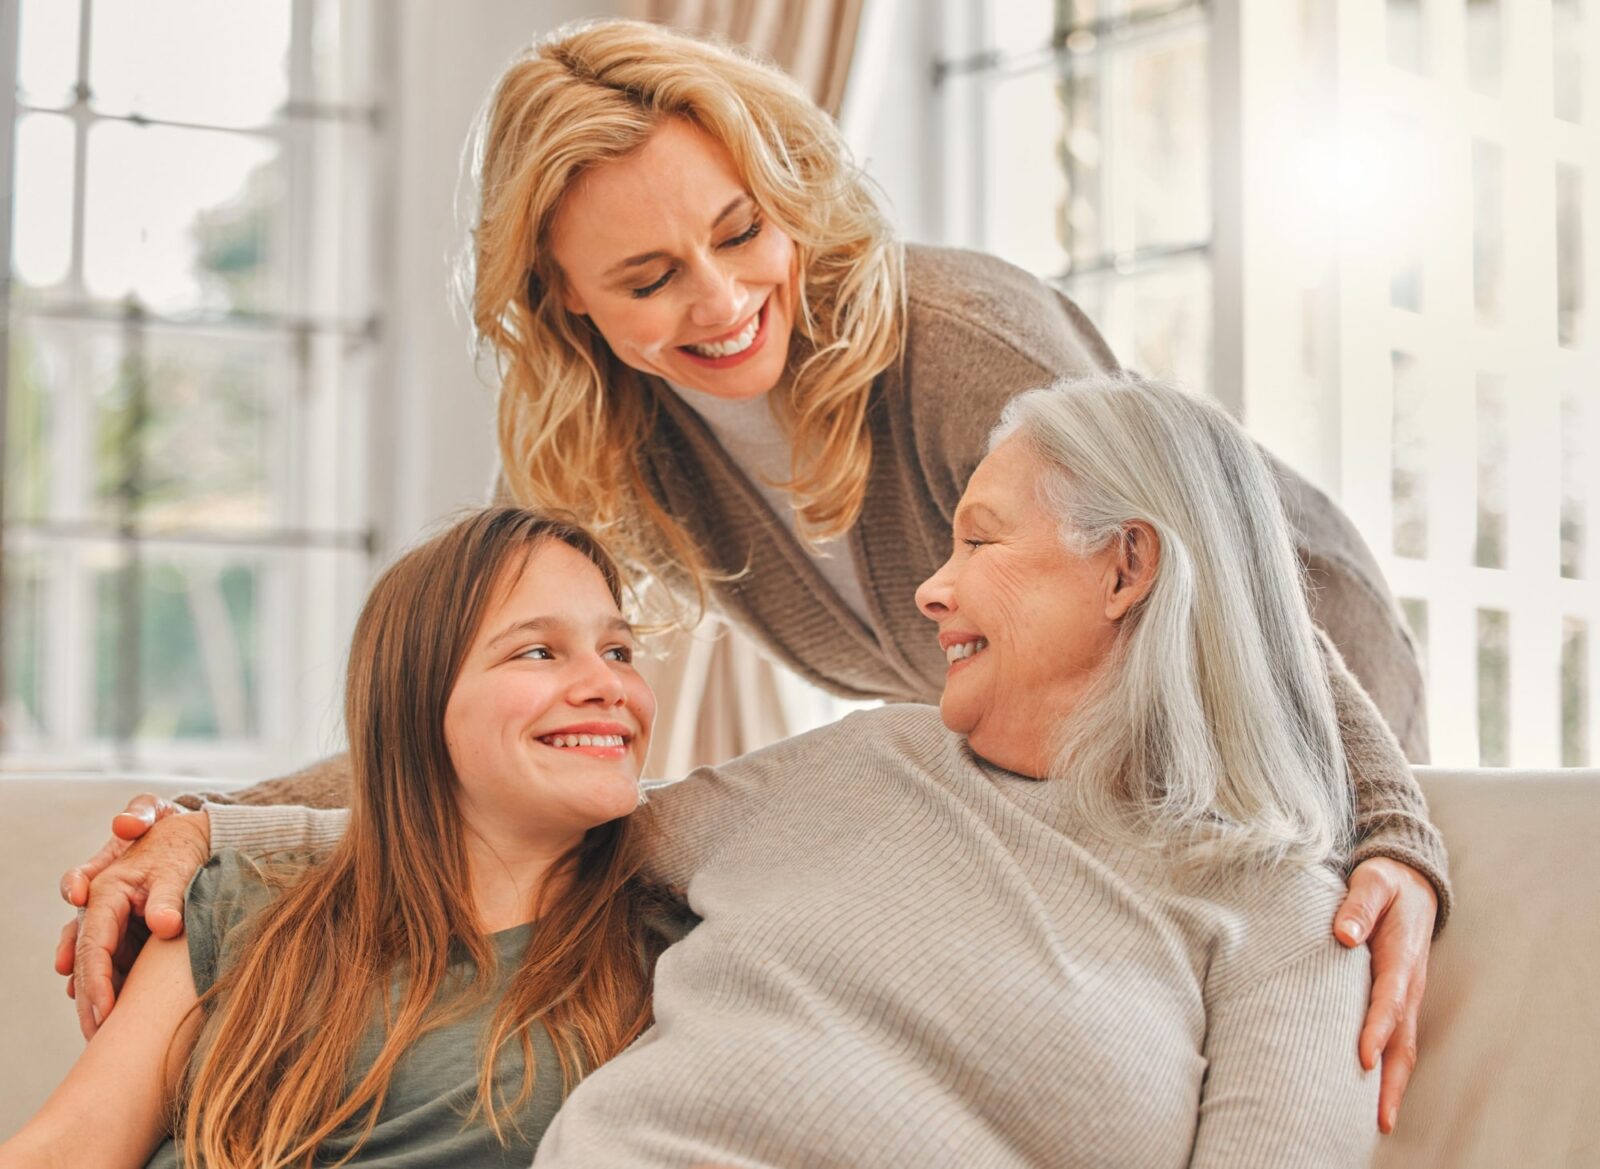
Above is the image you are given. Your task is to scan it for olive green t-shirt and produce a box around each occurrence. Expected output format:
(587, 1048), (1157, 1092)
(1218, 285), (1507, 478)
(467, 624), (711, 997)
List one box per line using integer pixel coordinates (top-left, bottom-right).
(146, 849), (564, 1169)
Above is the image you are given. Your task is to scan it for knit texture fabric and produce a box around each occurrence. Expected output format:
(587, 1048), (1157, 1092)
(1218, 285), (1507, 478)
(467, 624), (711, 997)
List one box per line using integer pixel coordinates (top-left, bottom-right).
(203, 244), (1449, 923)
(213, 707), (1381, 1168)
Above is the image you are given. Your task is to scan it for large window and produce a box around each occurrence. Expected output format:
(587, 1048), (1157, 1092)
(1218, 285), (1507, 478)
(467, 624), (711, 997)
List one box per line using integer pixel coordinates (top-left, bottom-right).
(935, 0), (1600, 768)
(2, 0), (384, 776)
(934, 0), (1213, 393)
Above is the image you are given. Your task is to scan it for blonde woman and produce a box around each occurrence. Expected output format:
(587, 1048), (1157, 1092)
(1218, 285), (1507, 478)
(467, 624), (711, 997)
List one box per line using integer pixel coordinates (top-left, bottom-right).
(6, 510), (683, 1167)
(64, 18), (1443, 1131)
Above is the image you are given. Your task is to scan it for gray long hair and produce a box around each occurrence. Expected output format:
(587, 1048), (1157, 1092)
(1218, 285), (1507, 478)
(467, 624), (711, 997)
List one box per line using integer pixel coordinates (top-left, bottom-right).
(993, 374), (1353, 871)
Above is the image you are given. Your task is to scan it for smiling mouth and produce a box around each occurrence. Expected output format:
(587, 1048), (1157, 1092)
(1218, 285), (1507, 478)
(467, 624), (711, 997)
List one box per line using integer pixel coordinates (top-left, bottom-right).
(944, 638), (988, 666)
(538, 733), (628, 749)
(679, 300), (767, 364)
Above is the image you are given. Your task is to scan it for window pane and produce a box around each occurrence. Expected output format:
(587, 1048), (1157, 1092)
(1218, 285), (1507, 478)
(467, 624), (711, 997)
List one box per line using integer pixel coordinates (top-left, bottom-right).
(1389, 116), (1425, 311)
(1561, 390), (1586, 579)
(1477, 608), (1509, 766)
(1465, 0), (1501, 95)
(1119, 33), (1209, 253)
(1557, 164), (1584, 348)
(93, 552), (262, 742)
(1476, 376), (1507, 568)
(1563, 616), (1589, 766)
(83, 122), (287, 315)
(88, 1), (291, 128)
(11, 113), (76, 290)
(1554, 0), (1583, 123)
(89, 330), (288, 530)
(1386, 0), (1427, 74)
(1059, 64), (1105, 267)
(2, 550), (51, 743)
(984, 69), (1071, 276)
(15, 0), (81, 108)
(1063, 256), (1212, 392)
(1400, 597), (1429, 680)
(1392, 351), (1428, 558)
(1472, 139), (1503, 323)
(984, 0), (1053, 54)
(5, 317), (64, 524)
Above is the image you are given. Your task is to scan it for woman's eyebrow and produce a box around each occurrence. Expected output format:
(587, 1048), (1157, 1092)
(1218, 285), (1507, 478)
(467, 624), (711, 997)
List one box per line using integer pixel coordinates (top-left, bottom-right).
(487, 615), (634, 648)
(954, 501), (1003, 529)
(602, 195), (751, 279)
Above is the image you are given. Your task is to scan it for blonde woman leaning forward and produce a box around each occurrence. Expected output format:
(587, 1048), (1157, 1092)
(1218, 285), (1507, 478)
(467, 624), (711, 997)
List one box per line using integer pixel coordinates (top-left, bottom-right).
(60, 19), (1444, 1130)
(4, 510), (683, 1167)
(112, 375), (1384, 1168)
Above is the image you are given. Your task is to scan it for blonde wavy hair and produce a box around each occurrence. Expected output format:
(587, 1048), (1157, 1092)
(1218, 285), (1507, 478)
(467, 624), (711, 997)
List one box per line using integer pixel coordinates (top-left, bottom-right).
(465, 18), (904, 617)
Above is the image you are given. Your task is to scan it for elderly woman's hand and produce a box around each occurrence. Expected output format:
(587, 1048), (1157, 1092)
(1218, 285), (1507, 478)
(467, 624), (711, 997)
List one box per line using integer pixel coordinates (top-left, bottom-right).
(52, 795), (211, 1040)
(1334, 856), (1437, 1135)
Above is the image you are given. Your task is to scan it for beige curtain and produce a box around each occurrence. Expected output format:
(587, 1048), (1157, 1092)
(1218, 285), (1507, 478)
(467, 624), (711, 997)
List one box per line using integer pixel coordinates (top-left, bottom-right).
(636, 618), (795, 777)
(632, 0), (867, 115)
(619, 0), (869, 773)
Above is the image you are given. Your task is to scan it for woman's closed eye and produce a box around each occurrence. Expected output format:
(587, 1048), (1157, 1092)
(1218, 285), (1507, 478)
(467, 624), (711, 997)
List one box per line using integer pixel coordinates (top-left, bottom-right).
(628, 219), (764, 299)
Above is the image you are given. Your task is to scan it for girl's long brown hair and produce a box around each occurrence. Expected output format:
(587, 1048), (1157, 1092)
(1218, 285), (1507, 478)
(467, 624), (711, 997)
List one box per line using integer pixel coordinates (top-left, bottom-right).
(173, 508), (670, 1168)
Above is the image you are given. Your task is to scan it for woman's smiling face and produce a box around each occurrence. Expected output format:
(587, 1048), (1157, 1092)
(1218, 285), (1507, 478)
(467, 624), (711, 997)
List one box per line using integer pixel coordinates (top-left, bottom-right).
(549, 117), (799, 400)
(914, 436), (1129, 778)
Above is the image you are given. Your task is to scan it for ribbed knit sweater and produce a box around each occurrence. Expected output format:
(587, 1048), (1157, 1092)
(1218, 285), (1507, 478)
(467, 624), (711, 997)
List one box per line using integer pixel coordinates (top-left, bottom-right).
(204, 244), (1449, 922)
(211, 705), (1379, 1169)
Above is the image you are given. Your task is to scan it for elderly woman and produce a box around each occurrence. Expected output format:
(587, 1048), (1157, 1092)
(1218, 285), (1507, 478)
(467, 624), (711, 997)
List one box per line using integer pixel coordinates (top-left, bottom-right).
(62, 19), (1441, 1128)
(90, 375), (1382, 1167)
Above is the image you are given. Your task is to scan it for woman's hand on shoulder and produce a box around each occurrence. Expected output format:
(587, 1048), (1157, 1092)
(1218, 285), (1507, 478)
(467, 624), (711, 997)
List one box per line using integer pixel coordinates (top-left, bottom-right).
(1334, 856), (1438, 1135)
(53, 795), (211, 1040)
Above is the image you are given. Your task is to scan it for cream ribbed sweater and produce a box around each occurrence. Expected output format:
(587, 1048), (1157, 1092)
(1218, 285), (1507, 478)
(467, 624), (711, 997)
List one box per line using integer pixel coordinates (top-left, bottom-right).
(211, 704), (1378, 1169)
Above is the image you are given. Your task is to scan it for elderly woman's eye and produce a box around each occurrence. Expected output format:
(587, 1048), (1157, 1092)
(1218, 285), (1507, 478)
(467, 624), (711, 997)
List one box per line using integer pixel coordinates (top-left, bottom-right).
(962, 538), (986, 550)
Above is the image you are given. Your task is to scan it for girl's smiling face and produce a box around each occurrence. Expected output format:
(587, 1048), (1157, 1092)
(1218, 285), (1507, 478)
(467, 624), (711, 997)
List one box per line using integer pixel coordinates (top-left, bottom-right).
(548, 117), (799, 400)
(443, 539), (655, 852)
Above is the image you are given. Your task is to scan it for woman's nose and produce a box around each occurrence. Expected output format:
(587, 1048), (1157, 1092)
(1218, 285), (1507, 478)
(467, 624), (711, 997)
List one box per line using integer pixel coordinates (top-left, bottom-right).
(915, 560), (955, 621)
(688, 261), (746, 329)
(568, 654), (626, 706)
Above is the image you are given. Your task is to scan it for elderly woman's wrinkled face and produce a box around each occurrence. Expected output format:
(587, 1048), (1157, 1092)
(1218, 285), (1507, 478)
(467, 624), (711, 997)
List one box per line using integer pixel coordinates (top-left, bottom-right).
(550, 118), (799, 402)
(915, 437), (1136, 778)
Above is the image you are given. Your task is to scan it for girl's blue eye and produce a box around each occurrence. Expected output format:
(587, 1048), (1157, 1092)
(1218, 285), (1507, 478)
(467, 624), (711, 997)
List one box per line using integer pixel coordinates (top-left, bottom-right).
(630, 270), (673, 299)
(604, 645), (634, 663)
(519, 646), (554, 661)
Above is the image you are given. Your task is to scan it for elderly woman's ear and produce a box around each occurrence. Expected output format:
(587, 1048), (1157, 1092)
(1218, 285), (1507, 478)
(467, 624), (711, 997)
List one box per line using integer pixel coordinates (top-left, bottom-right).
(1106, 521), (1160, 621)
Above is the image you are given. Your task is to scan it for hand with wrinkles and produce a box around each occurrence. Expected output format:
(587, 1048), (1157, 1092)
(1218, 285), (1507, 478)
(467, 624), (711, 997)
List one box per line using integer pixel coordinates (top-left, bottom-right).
(54, 794), (210, 1039)
(1334, 856), (1438, 1134)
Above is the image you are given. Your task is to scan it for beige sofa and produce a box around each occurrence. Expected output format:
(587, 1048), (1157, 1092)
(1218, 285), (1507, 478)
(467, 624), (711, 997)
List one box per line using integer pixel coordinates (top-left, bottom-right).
(3, 770), (1597, 1166)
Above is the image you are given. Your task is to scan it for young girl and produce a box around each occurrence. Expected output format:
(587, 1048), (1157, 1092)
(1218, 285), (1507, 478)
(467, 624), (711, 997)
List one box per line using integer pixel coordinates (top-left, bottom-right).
(4, 508), (681, 1168)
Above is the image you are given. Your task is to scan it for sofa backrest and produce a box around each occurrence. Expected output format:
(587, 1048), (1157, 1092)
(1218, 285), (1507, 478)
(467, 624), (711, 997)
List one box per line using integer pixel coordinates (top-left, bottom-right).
(1371, 769), (1600, 1169)
(4, 770), (1598, 1162)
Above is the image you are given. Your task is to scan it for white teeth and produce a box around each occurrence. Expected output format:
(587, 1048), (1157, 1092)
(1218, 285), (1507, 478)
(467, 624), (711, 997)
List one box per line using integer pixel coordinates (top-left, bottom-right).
(944, 638), (988, 665)
(686, 310), (760, 358)
(541, 734), (625, 749)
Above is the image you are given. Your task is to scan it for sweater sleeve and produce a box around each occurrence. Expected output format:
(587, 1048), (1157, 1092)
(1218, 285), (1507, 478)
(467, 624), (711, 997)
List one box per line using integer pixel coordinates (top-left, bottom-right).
(208, 804), (349, 857)
(1189, 942), (1379, 1169)
(1320, 633), (1453, 931)
(639, 714), (864, 891)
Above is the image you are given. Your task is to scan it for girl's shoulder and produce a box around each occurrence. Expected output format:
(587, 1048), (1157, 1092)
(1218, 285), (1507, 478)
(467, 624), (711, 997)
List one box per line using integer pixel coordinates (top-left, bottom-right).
(186, 848), (320, 994)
